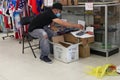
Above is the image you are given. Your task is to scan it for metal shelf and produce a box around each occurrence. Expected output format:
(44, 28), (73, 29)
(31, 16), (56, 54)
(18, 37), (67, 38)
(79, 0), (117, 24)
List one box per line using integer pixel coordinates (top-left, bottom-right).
(63, 3), (120, 57)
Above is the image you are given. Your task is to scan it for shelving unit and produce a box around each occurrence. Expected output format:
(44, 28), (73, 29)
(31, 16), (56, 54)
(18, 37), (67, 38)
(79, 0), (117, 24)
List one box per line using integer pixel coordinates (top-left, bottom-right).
(62, 2), (120, 57)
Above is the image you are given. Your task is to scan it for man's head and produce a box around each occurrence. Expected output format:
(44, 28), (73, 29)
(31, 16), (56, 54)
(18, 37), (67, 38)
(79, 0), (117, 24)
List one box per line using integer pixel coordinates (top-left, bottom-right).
(52, 3), (63, 11)
(52, 3), (63, 17)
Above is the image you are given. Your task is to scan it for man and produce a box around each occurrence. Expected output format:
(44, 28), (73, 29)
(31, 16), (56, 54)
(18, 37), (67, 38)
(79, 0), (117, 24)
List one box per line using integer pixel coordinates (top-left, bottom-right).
(28, 3), (83, 63)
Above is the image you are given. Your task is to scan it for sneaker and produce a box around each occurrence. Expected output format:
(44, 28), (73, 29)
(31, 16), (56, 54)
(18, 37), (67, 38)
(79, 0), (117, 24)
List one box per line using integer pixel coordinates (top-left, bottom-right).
(40, 56), (52, 63)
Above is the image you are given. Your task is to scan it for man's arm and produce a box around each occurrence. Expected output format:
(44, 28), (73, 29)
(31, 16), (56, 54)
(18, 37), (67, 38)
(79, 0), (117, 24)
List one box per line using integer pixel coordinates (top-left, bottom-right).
(50, 22), (59, 31)
(52, 18), (83, 29)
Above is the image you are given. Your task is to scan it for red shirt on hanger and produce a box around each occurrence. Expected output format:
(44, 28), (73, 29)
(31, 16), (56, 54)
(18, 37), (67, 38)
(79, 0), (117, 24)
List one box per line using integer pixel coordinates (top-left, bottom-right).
(28, 0), (39, 15)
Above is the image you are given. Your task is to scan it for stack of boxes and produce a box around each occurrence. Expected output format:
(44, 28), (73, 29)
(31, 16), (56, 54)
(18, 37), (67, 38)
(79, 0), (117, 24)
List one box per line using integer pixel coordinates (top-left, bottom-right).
(52, 33), (94, 63)
(64, 33), (94, 58)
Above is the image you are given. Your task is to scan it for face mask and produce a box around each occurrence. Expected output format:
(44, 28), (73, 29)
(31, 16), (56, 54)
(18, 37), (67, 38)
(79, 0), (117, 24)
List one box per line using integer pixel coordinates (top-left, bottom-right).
(55, 13), (61, 17)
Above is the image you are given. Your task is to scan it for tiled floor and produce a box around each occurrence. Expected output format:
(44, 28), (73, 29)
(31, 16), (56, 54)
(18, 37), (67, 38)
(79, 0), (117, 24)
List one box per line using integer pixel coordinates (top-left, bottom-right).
(0, 33), (120, 80)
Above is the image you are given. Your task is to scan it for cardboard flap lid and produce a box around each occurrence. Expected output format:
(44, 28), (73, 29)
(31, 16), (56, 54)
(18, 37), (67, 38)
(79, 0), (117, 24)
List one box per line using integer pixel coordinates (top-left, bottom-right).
(59, 41), (71, 47)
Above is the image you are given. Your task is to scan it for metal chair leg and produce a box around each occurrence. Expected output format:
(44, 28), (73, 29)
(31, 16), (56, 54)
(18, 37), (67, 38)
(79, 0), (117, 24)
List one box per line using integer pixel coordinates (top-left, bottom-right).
(22, 34), (25, 54)
(27, 37), (37, 58)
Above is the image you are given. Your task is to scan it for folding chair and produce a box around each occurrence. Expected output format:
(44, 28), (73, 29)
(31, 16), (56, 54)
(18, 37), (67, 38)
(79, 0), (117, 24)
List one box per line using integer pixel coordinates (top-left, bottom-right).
(20, 16), (39, 58)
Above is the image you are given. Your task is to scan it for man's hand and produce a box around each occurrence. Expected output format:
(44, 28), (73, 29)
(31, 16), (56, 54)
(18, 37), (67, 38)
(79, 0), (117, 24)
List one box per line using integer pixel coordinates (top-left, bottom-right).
(50, 26), (58, 31)
(76, 24), (84, 30)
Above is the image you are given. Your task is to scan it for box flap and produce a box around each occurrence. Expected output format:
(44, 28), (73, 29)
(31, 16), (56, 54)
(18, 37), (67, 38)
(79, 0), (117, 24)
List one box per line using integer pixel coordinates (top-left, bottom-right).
(52, 35), (64, 43)
(59, 41), (71, 48)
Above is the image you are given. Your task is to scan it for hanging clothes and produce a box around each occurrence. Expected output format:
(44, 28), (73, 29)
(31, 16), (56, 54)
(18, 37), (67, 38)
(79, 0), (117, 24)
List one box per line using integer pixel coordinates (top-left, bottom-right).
(4, 15), (10, 29)
(0, 15), (5, 32)
(36, 0), (44, 12)
(13, 11), (21, 29)
(13, 10), (22, 39)
(8, 0), (17, 12)
(0, 11), (2, 14)
(0, 1), (5, 32)
(28, 0), (39, 15)
(18, 0), (26, 9)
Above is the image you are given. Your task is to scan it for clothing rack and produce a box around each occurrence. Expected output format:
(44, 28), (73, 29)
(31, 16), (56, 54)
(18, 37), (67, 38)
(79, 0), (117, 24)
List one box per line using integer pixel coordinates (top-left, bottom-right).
(2, 16), (14, 40)
(2, 30), (14, 40)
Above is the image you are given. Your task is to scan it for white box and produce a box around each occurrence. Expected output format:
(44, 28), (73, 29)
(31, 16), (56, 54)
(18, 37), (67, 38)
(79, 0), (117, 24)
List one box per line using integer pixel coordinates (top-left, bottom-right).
(52, 36), (79, 63)
(44, 0), (53, 7)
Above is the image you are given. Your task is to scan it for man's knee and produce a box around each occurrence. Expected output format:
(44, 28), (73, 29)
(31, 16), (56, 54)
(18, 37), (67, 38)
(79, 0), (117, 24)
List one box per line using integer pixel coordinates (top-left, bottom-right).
(43, 34), (48, 39)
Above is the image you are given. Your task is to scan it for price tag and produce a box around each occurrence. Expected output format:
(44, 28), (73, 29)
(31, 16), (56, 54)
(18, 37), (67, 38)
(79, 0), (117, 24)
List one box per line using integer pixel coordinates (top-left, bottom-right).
(85, 3), (93, 10)
(48, 0), (53, 6)
(44, 0), (53, 7)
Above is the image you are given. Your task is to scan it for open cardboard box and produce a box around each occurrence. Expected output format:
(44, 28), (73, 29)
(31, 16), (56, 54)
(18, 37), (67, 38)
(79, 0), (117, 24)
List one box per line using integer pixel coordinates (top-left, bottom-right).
(64, 33), (94, 46)
(64, 33), (94, 58)
(51, 35), (81, 63)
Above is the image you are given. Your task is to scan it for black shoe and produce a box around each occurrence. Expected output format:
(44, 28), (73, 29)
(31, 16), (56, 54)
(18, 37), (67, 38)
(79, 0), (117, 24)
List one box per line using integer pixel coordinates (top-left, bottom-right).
(40, 56), (52, 63)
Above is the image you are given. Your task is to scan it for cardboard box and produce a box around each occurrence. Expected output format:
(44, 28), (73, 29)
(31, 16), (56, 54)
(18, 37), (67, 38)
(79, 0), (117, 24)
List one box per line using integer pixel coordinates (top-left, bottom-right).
(68, 0), (78, 5)
(64, 33), (94, 58)
(64, 33), (94, 46)
(59, 0), (68, 6)
(64, 33), (79, 43)
(79, 44), (90, 58)
(52, 35), (79, 63)
(80, 37), (95, 45)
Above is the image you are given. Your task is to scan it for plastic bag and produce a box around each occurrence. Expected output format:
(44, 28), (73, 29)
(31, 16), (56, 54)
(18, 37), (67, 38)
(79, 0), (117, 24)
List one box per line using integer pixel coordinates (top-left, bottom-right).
(86, 64), (118, 78)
